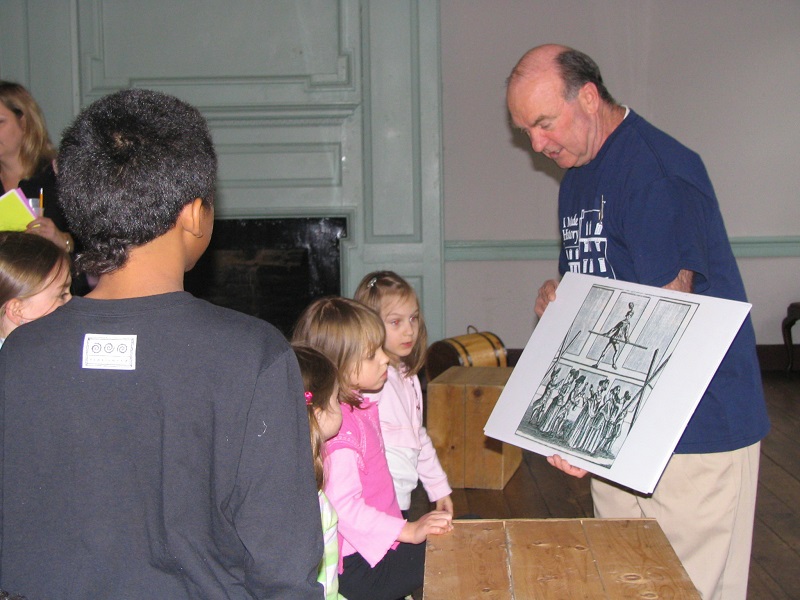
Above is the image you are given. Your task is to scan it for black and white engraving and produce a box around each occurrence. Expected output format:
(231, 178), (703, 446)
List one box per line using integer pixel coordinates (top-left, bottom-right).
(515, 284), (696, 469)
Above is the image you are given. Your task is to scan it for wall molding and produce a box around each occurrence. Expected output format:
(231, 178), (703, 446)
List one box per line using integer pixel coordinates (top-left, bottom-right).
(444, 236), (800, 262)
(77, 0), (358, 106)
(361, 0), (424, 244)
(727, 236), (800, 258)
(215, 142), (343, 189)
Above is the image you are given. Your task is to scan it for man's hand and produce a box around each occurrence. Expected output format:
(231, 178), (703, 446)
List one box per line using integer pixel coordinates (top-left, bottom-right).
(534, 279), (559, 318)
(547, 454), (588, 478)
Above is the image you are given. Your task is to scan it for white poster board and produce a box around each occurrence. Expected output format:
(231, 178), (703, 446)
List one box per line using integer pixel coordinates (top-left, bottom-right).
(484, 272), (751, 494)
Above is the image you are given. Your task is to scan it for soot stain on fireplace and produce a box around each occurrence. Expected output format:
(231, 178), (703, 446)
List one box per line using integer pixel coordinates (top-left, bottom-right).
(184, 217), (346, 337)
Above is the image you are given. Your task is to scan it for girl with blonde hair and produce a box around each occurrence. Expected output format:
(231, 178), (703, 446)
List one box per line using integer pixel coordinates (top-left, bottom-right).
(292, 296), (452, 600)
(354, 271), (452, 518)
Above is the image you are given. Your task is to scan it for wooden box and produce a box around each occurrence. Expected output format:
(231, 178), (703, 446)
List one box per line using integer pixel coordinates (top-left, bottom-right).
(423, 519), (700, 599)
(427, 366), (520, 489)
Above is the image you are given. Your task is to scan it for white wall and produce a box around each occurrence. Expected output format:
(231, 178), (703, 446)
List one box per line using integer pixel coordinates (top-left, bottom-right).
(440, 0), (800, 348)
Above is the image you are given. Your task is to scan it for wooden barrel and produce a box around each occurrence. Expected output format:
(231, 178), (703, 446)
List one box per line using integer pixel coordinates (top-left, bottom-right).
(425, 326), (507, 383)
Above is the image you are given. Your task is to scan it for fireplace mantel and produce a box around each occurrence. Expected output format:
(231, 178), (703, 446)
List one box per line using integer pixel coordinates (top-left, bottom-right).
(184, 217), (347, 337)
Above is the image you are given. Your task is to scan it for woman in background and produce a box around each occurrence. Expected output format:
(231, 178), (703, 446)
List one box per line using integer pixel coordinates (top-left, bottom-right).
(0, 81), (88, 294)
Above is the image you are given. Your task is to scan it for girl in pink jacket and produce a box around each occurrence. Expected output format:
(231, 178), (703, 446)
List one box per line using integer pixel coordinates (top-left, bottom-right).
(292, 297), (452, 600)
(355, 272), (453, 517)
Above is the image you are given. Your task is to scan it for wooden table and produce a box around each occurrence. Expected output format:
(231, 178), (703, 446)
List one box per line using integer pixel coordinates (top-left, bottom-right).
(423, 518), (699, 599)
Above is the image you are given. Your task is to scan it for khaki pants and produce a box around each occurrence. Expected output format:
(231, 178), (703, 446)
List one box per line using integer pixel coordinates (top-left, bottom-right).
(591, 442), (760, 600)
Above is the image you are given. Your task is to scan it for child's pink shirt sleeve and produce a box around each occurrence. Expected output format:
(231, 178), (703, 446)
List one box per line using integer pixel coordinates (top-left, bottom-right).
(324, 447), (405, 567)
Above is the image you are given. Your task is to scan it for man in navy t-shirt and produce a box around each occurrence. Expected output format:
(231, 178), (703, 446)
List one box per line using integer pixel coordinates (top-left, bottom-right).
(506, 44), (769, 600)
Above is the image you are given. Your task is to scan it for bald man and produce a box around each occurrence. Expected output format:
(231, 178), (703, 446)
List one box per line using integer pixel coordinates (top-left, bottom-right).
(507, 44), (769, 599)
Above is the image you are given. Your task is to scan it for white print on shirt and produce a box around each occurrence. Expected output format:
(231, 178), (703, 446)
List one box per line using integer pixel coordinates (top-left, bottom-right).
(82, 333), (137, 370)
(562, 198), (615, 278)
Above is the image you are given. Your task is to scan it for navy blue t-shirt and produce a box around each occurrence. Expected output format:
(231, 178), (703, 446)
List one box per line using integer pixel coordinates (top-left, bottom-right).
(557, 109), (769, 453)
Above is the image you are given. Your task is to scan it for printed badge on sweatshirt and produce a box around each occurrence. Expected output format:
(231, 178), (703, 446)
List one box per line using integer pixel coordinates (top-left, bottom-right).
(562, 203), (615, 278)
(82, 334), (137, 370)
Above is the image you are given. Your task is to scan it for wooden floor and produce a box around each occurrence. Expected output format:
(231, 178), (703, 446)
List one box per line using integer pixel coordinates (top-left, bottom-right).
(410, 370), (800, 599)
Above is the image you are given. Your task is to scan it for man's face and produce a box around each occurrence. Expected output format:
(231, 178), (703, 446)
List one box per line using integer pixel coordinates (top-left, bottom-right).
(507, 71), (595, 169)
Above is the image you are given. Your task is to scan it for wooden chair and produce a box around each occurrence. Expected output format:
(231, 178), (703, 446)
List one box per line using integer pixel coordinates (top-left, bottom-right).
(782, 302), (800, 371)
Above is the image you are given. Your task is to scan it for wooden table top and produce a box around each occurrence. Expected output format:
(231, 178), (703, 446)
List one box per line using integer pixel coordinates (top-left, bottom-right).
(423, 518), (699, 599)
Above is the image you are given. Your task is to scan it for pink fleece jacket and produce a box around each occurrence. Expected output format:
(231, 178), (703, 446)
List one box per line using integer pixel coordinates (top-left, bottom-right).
(323, 397), (405, 571)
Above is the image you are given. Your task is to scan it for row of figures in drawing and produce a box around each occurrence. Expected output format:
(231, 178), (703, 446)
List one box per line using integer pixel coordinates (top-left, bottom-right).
(528, 366), (635, 458)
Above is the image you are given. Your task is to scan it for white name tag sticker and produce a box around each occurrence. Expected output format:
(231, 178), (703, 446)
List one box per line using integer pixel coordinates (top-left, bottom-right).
(82, 334), (137, 370)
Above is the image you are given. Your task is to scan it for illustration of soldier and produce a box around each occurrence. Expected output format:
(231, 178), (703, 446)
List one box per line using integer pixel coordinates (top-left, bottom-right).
(580, 386), (619, 454)
(567, 378), (609, 449)
(527, 366), (562, 426)
(598, 389), (633, 456)
(539, 369), (579, 434)
(596, 386), (623, 455)
(557, 378), (590, 442)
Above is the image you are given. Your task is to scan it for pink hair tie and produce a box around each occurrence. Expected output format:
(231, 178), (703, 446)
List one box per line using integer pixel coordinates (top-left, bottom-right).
(304, 391), (313, 405)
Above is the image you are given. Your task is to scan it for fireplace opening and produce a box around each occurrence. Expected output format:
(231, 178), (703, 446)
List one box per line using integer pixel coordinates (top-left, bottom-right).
(184, 217), (347, 337)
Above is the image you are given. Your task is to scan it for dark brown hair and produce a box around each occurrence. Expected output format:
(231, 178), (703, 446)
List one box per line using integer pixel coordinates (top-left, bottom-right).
(293, 344), (339, 490)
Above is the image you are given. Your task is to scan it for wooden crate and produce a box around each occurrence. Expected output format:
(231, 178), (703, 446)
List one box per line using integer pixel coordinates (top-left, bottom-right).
(427, 366), (520, 489)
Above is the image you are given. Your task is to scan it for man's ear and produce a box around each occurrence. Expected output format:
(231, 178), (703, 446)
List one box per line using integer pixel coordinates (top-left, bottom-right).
(578, 82), (600, 114)
(179, 198), (206, 238)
